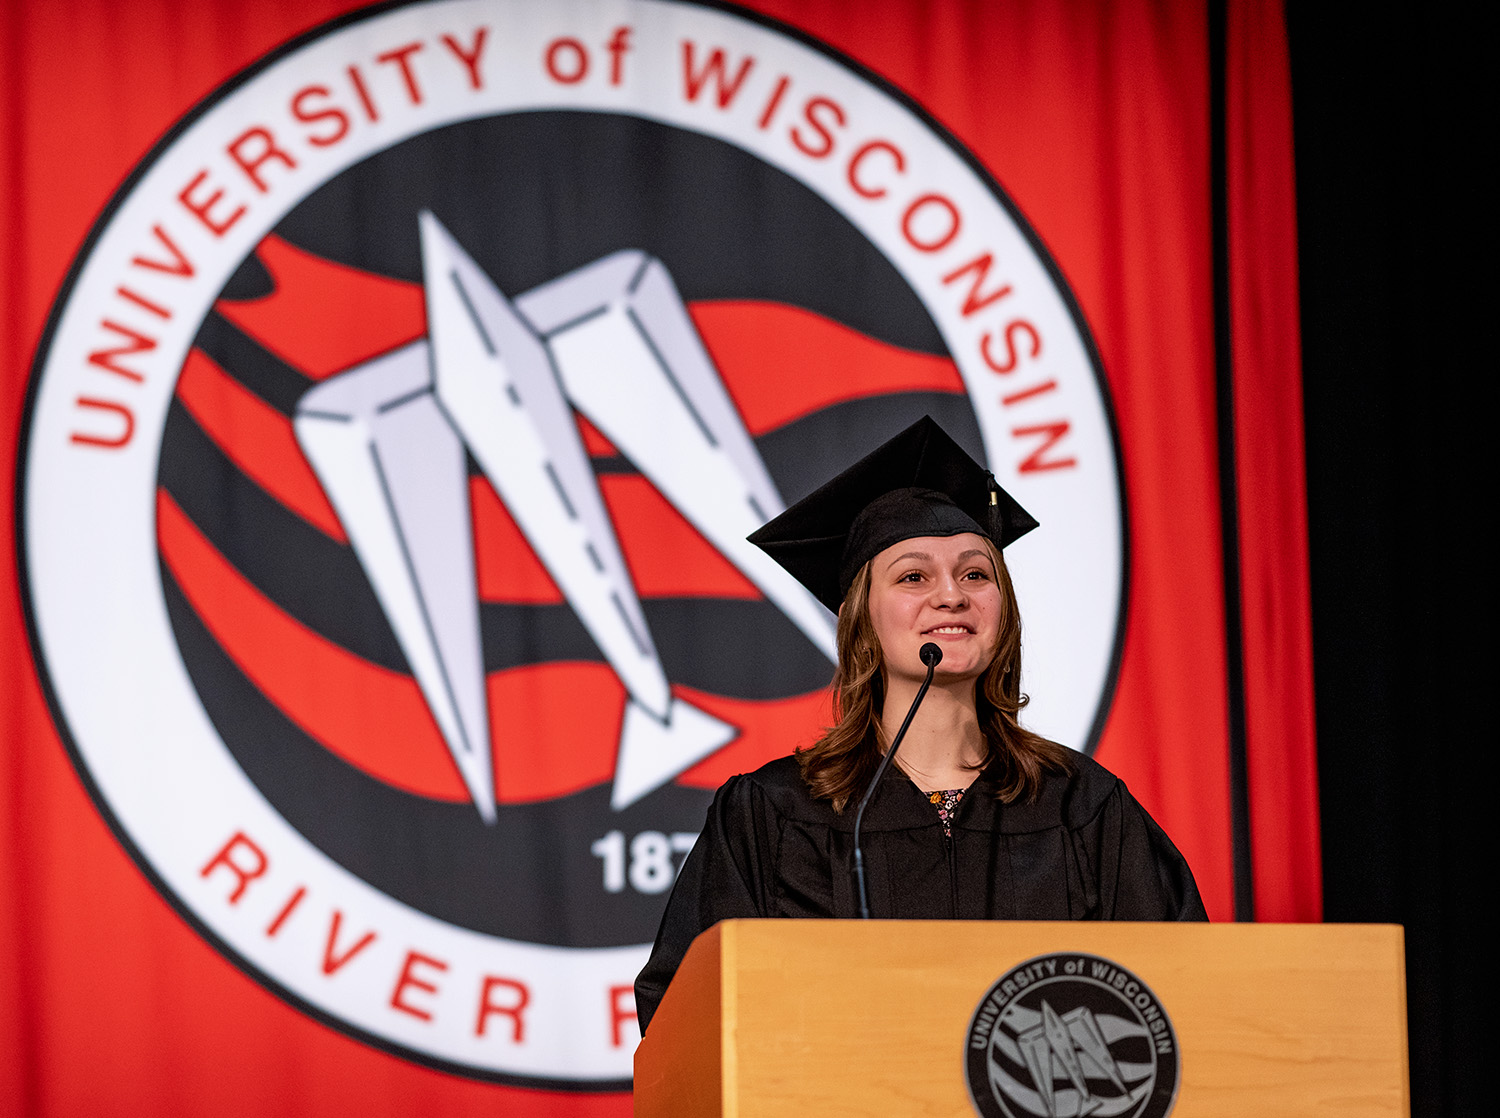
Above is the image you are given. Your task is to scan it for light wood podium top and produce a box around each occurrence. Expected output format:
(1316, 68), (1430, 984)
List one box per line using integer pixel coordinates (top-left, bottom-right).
(634, 919), (1408, 1118)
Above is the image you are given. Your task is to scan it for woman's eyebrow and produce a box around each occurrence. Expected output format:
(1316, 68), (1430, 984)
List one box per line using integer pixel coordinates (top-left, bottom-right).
(884, 550), (932, 568)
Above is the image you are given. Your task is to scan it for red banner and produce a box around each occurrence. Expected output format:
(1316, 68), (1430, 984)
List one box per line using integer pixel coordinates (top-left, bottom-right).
(1, 1), (1315, 1113)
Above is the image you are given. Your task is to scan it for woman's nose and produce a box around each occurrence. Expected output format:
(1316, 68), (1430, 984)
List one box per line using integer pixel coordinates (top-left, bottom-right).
(931, 575), (967, 606)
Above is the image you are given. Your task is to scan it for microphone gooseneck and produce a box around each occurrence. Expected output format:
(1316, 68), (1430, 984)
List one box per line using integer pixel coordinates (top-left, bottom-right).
(852, 641), (943, 919)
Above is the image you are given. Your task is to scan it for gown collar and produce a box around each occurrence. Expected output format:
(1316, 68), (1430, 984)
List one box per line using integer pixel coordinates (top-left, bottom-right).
(834, 755), (1075, 835)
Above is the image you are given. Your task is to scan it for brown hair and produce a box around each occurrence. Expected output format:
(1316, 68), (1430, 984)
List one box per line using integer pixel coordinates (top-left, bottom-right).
(796, 540), (1072, 811)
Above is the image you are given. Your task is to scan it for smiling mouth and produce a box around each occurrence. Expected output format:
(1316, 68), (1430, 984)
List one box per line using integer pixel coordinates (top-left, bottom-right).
(924, 625), (974, 635)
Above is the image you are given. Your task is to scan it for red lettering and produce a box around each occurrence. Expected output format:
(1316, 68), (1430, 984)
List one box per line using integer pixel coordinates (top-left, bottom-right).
(87, 320), (155, 383)
(131, 224), (194, 277)
(902, 193), (961, 252)
(682, 42), (754, 108)
(847, 139), (905, 199)
(116, 286), (171, 319)
(376, 41), (426, 104)
(348, 64), (379, 122)
(1013, 422), (1077, 473)
(981, 319), (1042, 374)
(227, 127), (297, 194)
(942, 253), (1013, 317)
(391, 951), (448, 1021)
(757, 74), (789, 130)
(291, 85), (350, 147)
(545, 37), (589, 84)
(199, 831), (267, 904)
(605, 26), (631, 86)
(609, 985), (638, 1047)
(791, 95), (845, 158)
(178, 170), (245, 237)
(265, 886), (306, 937)
(441, 27), (489, 90)
(1001, 379), (1057, 406)
(475, 976), (531, 1040)
(69, 397), (134, 449)
(322, 910), (377, 975)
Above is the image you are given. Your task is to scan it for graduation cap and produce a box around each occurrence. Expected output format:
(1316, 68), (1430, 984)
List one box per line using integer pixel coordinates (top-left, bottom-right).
(748, 416), (1039, 612)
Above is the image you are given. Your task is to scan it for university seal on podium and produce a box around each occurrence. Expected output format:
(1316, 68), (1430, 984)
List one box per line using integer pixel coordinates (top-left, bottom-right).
(965, 953), (1180, 1118)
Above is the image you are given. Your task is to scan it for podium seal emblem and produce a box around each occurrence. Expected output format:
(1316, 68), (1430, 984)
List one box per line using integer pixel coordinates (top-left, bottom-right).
(965, 953), (1180, 1118)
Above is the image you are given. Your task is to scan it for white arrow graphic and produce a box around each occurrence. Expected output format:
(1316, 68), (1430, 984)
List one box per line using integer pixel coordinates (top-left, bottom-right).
(514, 251), (838, 665)
(293, 341), (496, 821)
(419, 212), (736, 810)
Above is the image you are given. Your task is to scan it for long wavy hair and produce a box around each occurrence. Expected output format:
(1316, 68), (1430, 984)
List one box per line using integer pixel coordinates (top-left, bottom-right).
(796, 539), (1072, 811)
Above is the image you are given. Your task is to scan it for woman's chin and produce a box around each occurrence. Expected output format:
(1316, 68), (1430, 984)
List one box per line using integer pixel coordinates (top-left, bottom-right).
(921, 637), (990, 668)
(934, 664), (986, 686)
(892, 654), (987, 685)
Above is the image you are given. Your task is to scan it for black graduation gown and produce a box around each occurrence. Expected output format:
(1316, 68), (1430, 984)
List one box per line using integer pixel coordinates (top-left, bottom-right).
(634, 752), (1206, 1032)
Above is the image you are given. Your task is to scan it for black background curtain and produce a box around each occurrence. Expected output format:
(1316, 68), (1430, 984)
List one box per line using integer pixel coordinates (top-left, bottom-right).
(1289, 5), (1486, 1114)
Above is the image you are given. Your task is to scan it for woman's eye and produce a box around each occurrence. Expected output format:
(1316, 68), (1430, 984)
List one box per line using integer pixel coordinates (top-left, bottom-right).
(899, 571), (924, 583)
(962, 569), (990, 581)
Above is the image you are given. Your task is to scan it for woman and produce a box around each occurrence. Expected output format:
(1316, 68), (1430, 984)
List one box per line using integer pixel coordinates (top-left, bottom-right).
(634, 417), (1205, 1031)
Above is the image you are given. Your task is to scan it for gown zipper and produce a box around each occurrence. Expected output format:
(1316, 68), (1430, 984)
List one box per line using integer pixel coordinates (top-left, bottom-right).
(946, 829), (959, 917)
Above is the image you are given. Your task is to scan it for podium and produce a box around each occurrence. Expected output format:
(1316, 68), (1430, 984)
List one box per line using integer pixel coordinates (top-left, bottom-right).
(634, 920), (1408, 1117)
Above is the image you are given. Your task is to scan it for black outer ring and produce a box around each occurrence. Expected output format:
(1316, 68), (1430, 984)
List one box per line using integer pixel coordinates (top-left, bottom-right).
(12, 0), (1128, 1091)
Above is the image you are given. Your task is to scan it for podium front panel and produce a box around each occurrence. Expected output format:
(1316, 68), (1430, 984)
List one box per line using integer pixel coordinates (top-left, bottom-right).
(635, 920), (1407, 1117)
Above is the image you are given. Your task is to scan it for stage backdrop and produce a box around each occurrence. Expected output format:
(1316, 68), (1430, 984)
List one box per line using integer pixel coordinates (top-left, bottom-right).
(0, 0), (1314, 1113)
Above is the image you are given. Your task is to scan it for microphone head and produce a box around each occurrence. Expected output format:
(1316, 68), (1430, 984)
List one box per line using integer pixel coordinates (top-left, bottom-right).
(919, 642), (943, 668)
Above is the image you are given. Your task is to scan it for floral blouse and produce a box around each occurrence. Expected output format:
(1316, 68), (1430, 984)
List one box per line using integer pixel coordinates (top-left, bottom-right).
(928, 788), (965, 837)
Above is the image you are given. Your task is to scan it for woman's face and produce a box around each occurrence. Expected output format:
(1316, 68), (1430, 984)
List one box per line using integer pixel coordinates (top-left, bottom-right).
(865, 532), (1002, 685)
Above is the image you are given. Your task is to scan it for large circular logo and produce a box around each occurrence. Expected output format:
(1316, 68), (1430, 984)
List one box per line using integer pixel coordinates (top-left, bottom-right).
(18, 0), (1124, 1088)
(965, 954), (1180, 1118)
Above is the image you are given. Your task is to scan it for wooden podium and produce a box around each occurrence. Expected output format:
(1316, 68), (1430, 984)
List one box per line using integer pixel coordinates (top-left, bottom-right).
(634, 920), (1408, 1117)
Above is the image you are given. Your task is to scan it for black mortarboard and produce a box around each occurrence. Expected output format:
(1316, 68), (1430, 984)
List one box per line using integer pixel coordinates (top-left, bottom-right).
(747, 416), (1039, 611)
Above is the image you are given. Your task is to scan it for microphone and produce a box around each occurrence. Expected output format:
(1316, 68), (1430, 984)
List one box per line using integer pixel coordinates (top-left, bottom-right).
(852, 641), (943, 919)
